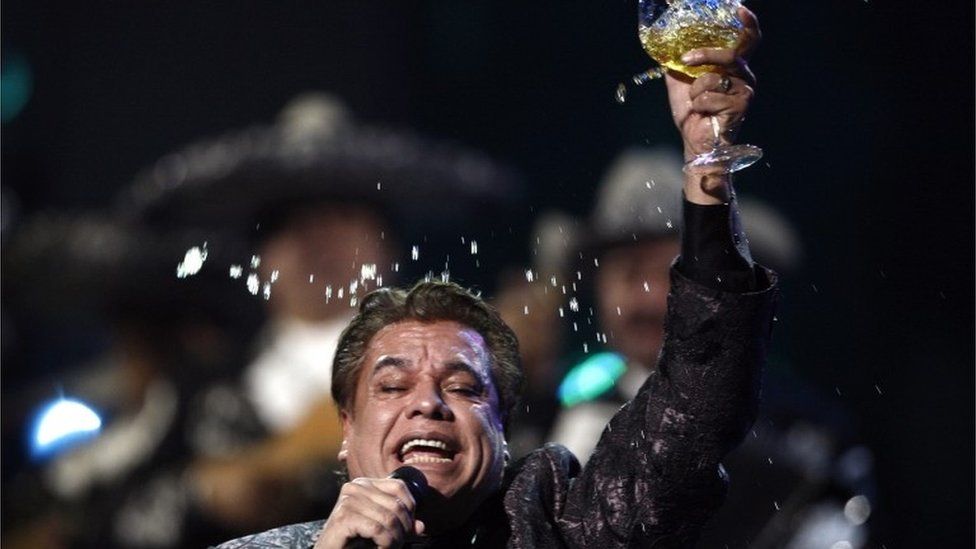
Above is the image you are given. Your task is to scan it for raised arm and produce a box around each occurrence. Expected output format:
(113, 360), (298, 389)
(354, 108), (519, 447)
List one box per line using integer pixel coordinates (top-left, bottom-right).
(551, 6), (778, 546)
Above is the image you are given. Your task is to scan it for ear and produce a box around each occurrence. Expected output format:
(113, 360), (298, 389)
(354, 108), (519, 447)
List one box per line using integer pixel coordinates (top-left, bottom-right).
(338, 409), (353, 462)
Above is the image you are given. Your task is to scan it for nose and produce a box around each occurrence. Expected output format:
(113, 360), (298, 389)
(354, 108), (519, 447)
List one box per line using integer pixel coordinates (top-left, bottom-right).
(405, 380), (454, 421)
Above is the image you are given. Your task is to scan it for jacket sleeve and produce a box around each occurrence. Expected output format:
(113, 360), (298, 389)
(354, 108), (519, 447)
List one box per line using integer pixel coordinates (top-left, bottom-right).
(556, 264), (778, 548)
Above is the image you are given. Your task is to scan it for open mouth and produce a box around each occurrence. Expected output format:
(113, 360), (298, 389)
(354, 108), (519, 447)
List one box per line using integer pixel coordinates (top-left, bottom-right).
(398, 438), (457, 465)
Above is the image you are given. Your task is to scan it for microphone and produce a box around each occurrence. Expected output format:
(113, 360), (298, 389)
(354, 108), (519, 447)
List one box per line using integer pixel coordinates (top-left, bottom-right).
(347, 466), (429, 549)
(389, 465), (429, 503)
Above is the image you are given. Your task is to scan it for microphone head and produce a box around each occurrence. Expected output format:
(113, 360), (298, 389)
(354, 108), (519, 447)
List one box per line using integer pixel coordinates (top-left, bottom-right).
(390, 465), (429, 502)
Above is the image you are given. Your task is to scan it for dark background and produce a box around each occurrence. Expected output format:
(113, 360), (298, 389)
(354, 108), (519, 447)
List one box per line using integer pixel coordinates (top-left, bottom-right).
(2, 0), (973, 546)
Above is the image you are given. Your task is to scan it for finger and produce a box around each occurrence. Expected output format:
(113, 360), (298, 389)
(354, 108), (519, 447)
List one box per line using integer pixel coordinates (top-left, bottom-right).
(681, 47), (737, 68)
(347, 515), (400, 548)
(736, 6), (761, 58)
(327, 493), (405, 548)
(346, 480), (414, 539)
(679, 48), (756, 86)
(370, 478), (418, 511)
(690, 87), (752, 117)
(688, 72), (752, 101)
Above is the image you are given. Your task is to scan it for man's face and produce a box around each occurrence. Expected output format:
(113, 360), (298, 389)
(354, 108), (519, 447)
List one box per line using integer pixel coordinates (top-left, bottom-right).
(340, 319), (506, 530)
(595, 238), (680, 368)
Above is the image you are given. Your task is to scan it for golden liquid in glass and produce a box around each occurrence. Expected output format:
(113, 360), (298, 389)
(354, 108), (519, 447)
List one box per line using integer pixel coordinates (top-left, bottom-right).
(639, 23), (738, 78)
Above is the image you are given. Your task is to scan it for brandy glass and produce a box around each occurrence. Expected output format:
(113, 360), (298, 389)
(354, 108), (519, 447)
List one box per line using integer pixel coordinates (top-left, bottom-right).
(638, 0), (762, 174)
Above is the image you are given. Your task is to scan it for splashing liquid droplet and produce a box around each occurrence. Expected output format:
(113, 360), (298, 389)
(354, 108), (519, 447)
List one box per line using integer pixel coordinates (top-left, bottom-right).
(246, 274), (260, 295)
(614, 67), (664, 105)
(176, 245), (208, 278)
(615, 83), (628, 104)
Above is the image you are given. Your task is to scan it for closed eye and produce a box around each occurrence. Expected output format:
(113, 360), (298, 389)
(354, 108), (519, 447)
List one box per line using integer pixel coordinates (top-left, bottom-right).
(446, 385), (479, 396)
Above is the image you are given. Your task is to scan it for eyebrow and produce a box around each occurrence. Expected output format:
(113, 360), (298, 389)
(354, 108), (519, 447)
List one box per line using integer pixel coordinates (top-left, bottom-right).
(370, 356), (408, 377)
(368, 357), (484, 383)
(443, 360), (480, 379)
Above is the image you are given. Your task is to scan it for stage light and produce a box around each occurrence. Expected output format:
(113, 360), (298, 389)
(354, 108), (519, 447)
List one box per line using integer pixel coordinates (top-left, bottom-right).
(557, 352), (626, 407)
(31, 398), (102, 459)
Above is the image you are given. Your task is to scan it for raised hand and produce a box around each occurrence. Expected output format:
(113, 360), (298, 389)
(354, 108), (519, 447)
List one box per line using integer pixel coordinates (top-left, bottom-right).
(663, 6), (761, 202)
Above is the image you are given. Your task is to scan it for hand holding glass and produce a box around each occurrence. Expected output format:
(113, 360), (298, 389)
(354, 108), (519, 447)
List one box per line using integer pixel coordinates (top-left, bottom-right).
(637, 0), (762, 174)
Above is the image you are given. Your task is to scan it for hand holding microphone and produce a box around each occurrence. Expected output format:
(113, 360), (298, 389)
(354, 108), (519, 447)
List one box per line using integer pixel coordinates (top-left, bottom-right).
(314, 467), (428, 549)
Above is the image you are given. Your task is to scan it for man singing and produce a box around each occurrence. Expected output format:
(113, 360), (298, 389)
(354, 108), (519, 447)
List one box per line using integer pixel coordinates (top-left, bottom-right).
(218, 8), (774, 548)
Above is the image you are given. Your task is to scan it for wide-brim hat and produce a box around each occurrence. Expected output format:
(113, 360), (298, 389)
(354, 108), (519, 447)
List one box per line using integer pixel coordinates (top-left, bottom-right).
(582, 145), (685, 256)
(119, 93), (524, 239)
(578, 146), (802, 273)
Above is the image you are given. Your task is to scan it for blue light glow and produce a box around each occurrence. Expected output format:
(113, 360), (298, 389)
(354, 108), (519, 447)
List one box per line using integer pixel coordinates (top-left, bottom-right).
(557, 352), (627, 407)
(31, 398), (102, 459)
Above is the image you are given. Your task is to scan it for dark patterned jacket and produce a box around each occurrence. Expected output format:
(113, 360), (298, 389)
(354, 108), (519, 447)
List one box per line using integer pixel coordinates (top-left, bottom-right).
(215, 266), (778, 548)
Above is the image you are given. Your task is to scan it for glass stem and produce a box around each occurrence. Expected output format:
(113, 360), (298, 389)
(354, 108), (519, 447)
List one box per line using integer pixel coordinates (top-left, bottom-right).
(709, 116), (722, 148)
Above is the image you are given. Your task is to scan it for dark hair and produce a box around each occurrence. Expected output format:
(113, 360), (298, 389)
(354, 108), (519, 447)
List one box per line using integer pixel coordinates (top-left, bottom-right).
(331, 281), (524, 428)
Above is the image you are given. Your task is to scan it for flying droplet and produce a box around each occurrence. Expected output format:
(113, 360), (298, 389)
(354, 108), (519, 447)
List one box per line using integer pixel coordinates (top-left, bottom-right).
(616, 306), (622, 316)
(176, 245), (208, 278)
(525, 269), (535, 282)
(523, 305), (529, 315)
(411, 246), (420, 260)
(643, 281), (650, 292)
(569, 297), (579, 312)
(229, 265), (243, 279)
(615, 83), (627, 104)
(361, 263), (377, 281)
(262, 282), (272, 300)
(308, 274), (315, 283)
(270, 270), (279, 283)
(250, 255), (261, 269)
(470, 240), (478, 255)
(246, 274), (260, 295)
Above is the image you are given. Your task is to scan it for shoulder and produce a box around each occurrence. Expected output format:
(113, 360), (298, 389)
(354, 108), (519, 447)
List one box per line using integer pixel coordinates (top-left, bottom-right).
(211, 519), (325, 549)
(505, 443), (582, 494)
